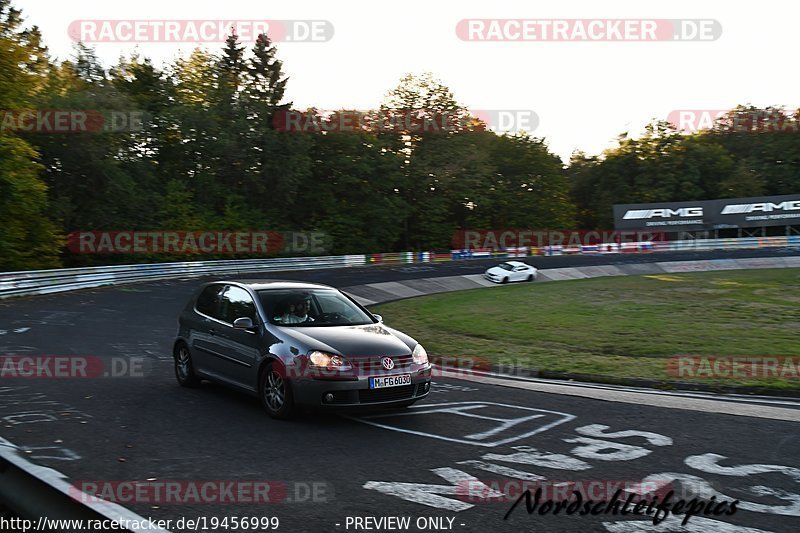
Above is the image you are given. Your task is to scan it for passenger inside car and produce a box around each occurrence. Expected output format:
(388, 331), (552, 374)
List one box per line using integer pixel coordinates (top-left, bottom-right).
(277, 299), (295, 323)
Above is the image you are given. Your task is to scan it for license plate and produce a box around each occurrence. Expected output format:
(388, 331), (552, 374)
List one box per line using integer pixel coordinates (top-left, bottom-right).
(369, 374), (411, 389)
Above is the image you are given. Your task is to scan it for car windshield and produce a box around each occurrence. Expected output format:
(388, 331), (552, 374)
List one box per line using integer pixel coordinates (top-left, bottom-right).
(498, 263), (514, 271)
(258, 289), (375, 327)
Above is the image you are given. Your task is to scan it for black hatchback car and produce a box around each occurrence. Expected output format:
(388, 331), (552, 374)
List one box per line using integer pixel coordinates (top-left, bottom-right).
(173, 280), (432, 418)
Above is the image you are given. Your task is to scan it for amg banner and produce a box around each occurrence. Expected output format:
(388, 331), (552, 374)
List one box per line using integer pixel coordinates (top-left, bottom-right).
(613, 202), (707, 232)
(614, 193), (800, 231)
(712, 194), (800, 228)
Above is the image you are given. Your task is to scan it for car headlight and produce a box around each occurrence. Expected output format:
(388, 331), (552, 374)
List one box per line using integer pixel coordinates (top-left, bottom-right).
(308, 351), (352, 370)
(412, 344), (429, 365)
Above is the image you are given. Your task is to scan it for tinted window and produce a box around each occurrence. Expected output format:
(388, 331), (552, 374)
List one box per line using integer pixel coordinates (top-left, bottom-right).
(219, 286), (256, 324)
(196, 285), (224, 319)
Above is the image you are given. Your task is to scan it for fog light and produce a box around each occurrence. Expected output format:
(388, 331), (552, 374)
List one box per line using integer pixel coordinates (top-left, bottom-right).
(324, 393), (334, 403)
(424, 382), (430, 391)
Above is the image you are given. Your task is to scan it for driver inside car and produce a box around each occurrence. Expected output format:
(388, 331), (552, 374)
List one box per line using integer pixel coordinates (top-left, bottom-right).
(282, 295), (314, 324)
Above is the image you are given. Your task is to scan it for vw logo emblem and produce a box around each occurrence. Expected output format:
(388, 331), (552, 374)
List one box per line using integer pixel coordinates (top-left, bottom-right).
(381, 357), (395, 370)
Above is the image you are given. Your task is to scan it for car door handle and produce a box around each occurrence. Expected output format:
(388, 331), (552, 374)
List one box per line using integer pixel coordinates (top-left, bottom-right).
(209, 329), (216, 336)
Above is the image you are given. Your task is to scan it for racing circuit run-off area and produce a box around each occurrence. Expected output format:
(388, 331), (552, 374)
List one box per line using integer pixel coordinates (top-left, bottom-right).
(1, 0), (800, 532)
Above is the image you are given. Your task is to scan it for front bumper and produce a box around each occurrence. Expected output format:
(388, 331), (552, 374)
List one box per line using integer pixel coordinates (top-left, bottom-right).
(484, 272), (502, 283)
(291, 366), (432, 407)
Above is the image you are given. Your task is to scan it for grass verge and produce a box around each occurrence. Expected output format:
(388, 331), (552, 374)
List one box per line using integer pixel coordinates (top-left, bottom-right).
(374, 268), (800, 391)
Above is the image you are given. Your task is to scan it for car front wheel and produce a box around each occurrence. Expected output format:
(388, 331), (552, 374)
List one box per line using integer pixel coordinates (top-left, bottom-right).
(260, 362), (295, 419)
(174, 343), (201, 387)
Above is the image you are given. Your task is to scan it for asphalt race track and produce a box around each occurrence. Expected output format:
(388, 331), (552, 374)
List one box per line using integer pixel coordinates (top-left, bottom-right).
(1, 248), (799, 533)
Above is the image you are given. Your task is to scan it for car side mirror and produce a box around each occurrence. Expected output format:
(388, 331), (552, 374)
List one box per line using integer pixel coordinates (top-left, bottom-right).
(372, 314), (383, 323)
(233, 317), (256, 330)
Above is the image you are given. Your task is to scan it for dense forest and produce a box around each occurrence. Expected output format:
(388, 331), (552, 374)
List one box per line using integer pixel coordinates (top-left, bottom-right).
(1, 0), (798, 271)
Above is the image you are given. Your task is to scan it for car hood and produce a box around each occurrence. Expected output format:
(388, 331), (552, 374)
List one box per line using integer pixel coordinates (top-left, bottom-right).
(277, 323), (415, 357)
(486, 266), (509, 275)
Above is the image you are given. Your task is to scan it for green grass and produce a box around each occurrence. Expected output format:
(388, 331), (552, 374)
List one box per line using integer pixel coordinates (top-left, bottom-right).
(374, 268), (800, 390)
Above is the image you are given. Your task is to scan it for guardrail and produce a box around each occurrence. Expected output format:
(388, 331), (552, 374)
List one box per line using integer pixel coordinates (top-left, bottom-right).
(0, 255), (366, 299)
(2, 236), (799, 300)
(447, 236), (800, 258)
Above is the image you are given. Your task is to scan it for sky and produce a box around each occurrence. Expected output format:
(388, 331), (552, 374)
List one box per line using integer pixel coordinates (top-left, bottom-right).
(13, 0), (799, 162)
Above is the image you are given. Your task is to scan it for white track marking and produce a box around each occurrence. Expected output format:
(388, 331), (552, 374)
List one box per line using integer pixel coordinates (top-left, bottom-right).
(564, 436), (656, 462)
(576, 424), (673, 446)
(0, 437), (170, 532)
(685, 453), (800, 482)
(364, 467), (503, 511)
(482, 446), (592, 471)
(439, 367), (800, 407)
(439, 370), (800, 422)
(20, 446), (81, 461)
(631, 472), (800, 516)
(348, 401), (575, 447)
(455, 460), (546, 481)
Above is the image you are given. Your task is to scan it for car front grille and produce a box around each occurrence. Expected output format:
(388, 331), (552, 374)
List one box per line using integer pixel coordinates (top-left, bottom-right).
(352, 355), (414, 372)
(358, 384), (416, 404)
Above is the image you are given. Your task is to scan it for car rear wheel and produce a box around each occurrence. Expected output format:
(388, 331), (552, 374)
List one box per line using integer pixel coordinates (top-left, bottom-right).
(527, 274), (534, 281)
(174, 343), (200, 387)
(260, 361), (295, 419)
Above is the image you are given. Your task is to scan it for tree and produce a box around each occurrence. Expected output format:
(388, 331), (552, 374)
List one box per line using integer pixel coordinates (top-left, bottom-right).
(31, 45), (158, 232)
(0, 0), (62, 270)
(706, 106), (800, 196)
(569, 121), (737, 228)
(484, 133), (573, 229)
(297, 122), (406, 253)
(380, 73), (481, 249)
(380, 73), (571, 249)
(246, 33), (288, 111)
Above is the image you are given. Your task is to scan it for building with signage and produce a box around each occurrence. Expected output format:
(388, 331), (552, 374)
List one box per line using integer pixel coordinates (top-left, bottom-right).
(613, 194), (800, 239)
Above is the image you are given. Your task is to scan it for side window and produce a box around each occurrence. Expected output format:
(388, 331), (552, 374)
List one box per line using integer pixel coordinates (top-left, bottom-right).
(219, 286), (256, 324)
(196, 285), (224, 319)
